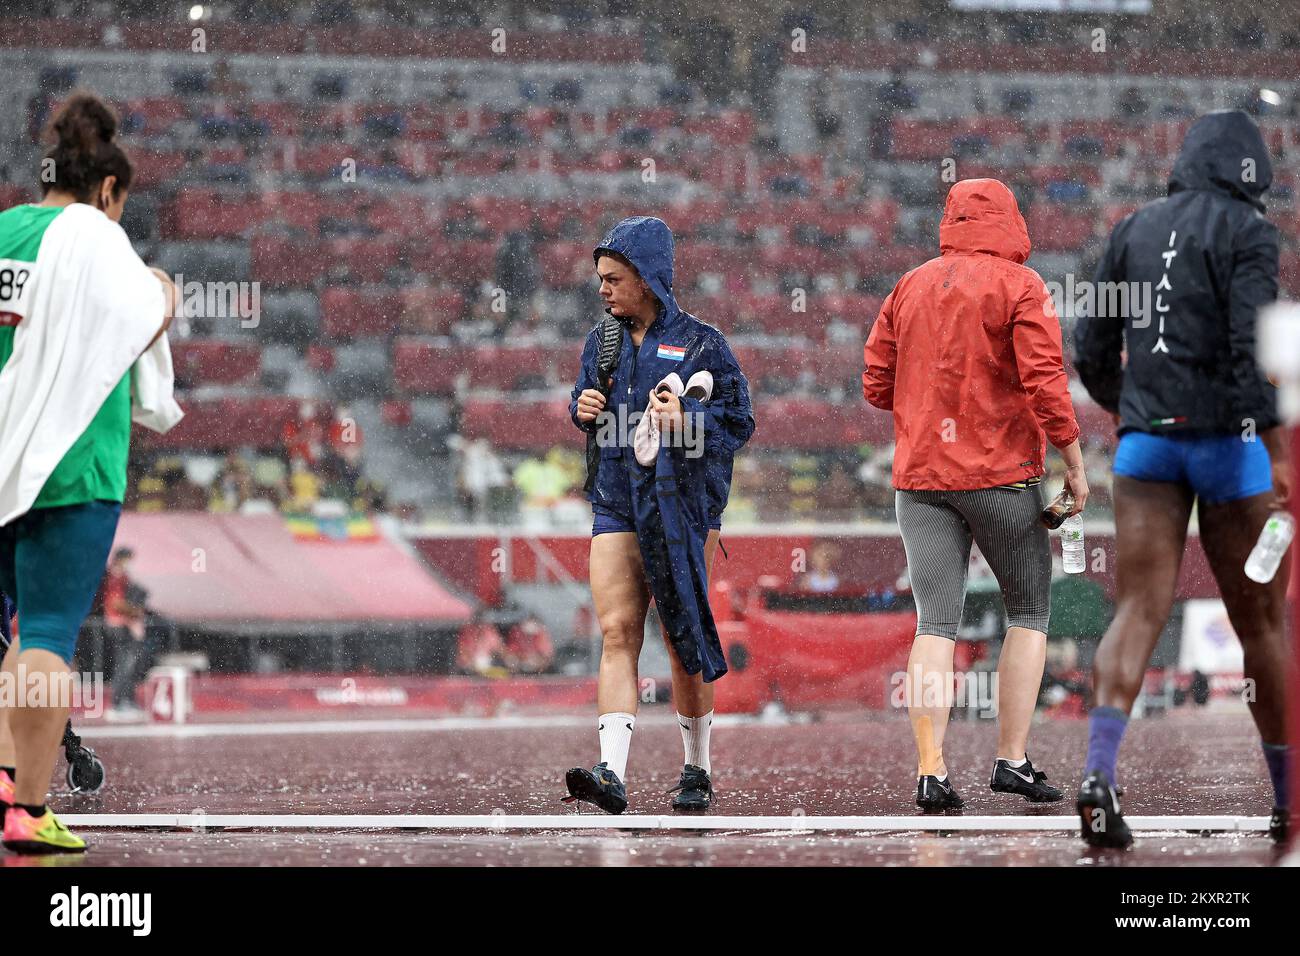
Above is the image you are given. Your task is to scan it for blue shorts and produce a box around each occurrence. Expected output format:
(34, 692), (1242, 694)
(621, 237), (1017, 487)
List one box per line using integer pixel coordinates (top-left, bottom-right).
(0, 500), (122, 663)
(1113, 431), (1273, 504)
(592, 504), (721, 536)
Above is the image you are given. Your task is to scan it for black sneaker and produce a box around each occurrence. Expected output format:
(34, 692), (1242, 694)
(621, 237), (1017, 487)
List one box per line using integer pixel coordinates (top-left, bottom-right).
(916, 774), (964, 812)
(667, 764), (712, 812)
(1268, 807), (1288, 845)
(1077, 770), (1132, 849)
(562, 762), (628, 815)
(990, 755), (1063, 803)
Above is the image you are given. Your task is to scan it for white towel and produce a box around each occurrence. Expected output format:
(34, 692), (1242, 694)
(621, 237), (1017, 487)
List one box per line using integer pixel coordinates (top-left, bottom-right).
(131, 332), (185, 433)
(0, 203), (172, 525)
(634, 370), (714, 466)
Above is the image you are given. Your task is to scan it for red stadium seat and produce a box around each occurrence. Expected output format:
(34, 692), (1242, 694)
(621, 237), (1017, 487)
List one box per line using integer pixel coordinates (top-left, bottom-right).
(140, 397), (330, 451)
(0, 185), (35, 209)
(749, 398), (893, 449)
(165, 190), (264, 239)
(169, 340), (262, 386)
(1281, 249), (1300, 295)
(393, 338), (467, 395)
(682, 110), (755, 147)
(540, 242), (587, 287)
(460, 399), (573, 450)
(1024, 205), (1095, 251)
(319, 286), (404, 339)
(250, 236), (326, 286)
(322, 236), (402, 283)
(306, 345), (335, 373)
(249, 101), (301, 137)
(889, 120), (958, 160)
(122, 96), (187, 135)
(425, 240), (497, 284)
(398, 286), (465, 336)
(296, 143), (361, 178)
(381, 399), (413, 427)
(129, 149), (188, 189)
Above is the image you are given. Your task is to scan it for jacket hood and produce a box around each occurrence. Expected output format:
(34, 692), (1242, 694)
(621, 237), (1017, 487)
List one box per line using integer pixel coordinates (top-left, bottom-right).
(594, 215), (681, 322)
(1169, 110), (1271, 211)
(938, 178), (1031, 264)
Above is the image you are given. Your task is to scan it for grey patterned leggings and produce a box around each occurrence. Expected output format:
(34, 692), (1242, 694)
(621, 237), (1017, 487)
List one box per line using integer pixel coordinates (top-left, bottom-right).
(895, 484), (1052, 640)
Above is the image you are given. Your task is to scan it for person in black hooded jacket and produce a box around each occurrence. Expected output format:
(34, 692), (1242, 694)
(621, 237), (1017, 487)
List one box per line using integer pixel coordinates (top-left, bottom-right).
(1073, 110), (1292, 848)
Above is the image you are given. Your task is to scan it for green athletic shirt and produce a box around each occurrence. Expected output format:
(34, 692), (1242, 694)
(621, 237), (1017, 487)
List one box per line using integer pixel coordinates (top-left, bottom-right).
(0, 203), (132, 508)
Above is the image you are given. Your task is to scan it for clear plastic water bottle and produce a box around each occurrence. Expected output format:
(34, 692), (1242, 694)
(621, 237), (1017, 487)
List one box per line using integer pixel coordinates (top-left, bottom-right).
(1060, 514), (1086, 574)
(1244, 511), (1295, 584)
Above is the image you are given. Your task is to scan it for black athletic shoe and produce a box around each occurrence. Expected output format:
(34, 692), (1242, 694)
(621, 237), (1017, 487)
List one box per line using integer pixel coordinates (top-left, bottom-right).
(1268, 807), (1288, 845)
(562, 762), (627, 815)
(989, 755), (1063, 803)
(1077, 770), (1132, 849)
(916, 774), (964, 812)
(667, 764), (712, 812)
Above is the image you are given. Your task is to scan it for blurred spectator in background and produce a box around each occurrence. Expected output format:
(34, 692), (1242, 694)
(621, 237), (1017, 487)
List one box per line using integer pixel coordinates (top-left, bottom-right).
(102, 548), (158, 720)
(453, 436), (511, 522)
(283, 401), (325, 467)
(495, 230), (540, 324)
(513, 448), (577, 509)
(877, 69), (917, 113)
(799, 541), (841, 593)
(288, 458), (321, 511)
(818, 461), (862, 520)
(210, 451), (256, 512)
(325, 404), (364, 491)
(456, 610), (507, 677)
(1116, 86), (1149, 122)
(504, 613), (555, 674)
(811, 76), (844, 149)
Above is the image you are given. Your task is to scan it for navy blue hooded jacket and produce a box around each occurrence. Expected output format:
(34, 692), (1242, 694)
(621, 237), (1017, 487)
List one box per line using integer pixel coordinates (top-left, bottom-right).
(569, 217), (754, 680)
(569, 217), (755, 525)
(1074, 110), (1281, 435)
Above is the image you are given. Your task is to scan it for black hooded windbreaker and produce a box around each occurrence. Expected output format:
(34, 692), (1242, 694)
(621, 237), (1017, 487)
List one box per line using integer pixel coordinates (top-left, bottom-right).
(1074, 110), (1280, 435)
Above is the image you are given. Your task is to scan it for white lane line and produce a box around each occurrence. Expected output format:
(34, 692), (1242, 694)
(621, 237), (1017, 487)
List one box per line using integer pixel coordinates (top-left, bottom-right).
(75, 713), (785, 739)
(58, 813), (1270, 833)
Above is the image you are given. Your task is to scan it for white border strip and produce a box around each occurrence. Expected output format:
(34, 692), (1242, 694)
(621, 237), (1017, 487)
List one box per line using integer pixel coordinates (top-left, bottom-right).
(75, 714), (781, 738)
(59, 813), (1269, 833)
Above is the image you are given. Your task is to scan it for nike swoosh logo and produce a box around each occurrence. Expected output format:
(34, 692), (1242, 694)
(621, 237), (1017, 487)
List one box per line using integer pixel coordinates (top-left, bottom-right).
(1002, 765), (1035, 783)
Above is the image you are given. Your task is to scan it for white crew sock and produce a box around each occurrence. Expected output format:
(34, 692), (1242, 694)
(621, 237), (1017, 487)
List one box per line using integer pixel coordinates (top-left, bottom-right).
(677, 710), (713, 773)
(998, 755), (1028, 767)
(598, 712), (636, 780)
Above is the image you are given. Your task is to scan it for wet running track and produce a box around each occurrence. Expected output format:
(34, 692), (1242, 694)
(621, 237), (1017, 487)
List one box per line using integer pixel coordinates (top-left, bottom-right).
(4, 710), (1283, 866)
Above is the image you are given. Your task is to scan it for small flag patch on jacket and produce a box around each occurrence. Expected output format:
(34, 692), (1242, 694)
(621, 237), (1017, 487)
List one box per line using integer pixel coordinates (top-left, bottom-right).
(657, 344), (686, 361)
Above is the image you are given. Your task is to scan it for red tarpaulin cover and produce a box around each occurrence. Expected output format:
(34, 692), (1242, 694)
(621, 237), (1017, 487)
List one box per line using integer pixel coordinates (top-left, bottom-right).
(113, 513), (471, 625)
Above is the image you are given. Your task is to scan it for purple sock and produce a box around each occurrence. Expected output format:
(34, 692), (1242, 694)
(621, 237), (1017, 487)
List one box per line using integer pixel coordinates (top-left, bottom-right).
(1084, 706), (1128, 783)
(1262, 743), (1289, 810)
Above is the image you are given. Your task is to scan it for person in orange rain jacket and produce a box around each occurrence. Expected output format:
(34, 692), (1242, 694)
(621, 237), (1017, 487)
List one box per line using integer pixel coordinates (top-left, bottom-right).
(863, 178), (1087, 814)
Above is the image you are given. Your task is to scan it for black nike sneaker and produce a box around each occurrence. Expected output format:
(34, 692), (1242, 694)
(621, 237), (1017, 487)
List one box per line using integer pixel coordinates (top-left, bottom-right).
(1268, 807), (1288, 845)
(562, 762), (628, 814)
(916, 774), (964, 812)
(1077, 770), (1132, 849)
(989, 755), (1063, 803)
(667, 764), (712, 812)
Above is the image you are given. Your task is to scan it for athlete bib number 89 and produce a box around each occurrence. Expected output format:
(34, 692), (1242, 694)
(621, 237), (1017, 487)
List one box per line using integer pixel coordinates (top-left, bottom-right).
(0, 267), (30, 302)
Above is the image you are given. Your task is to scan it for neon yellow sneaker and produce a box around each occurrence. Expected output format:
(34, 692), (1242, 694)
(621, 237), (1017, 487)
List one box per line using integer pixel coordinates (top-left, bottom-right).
(2, 806), (87, 854)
